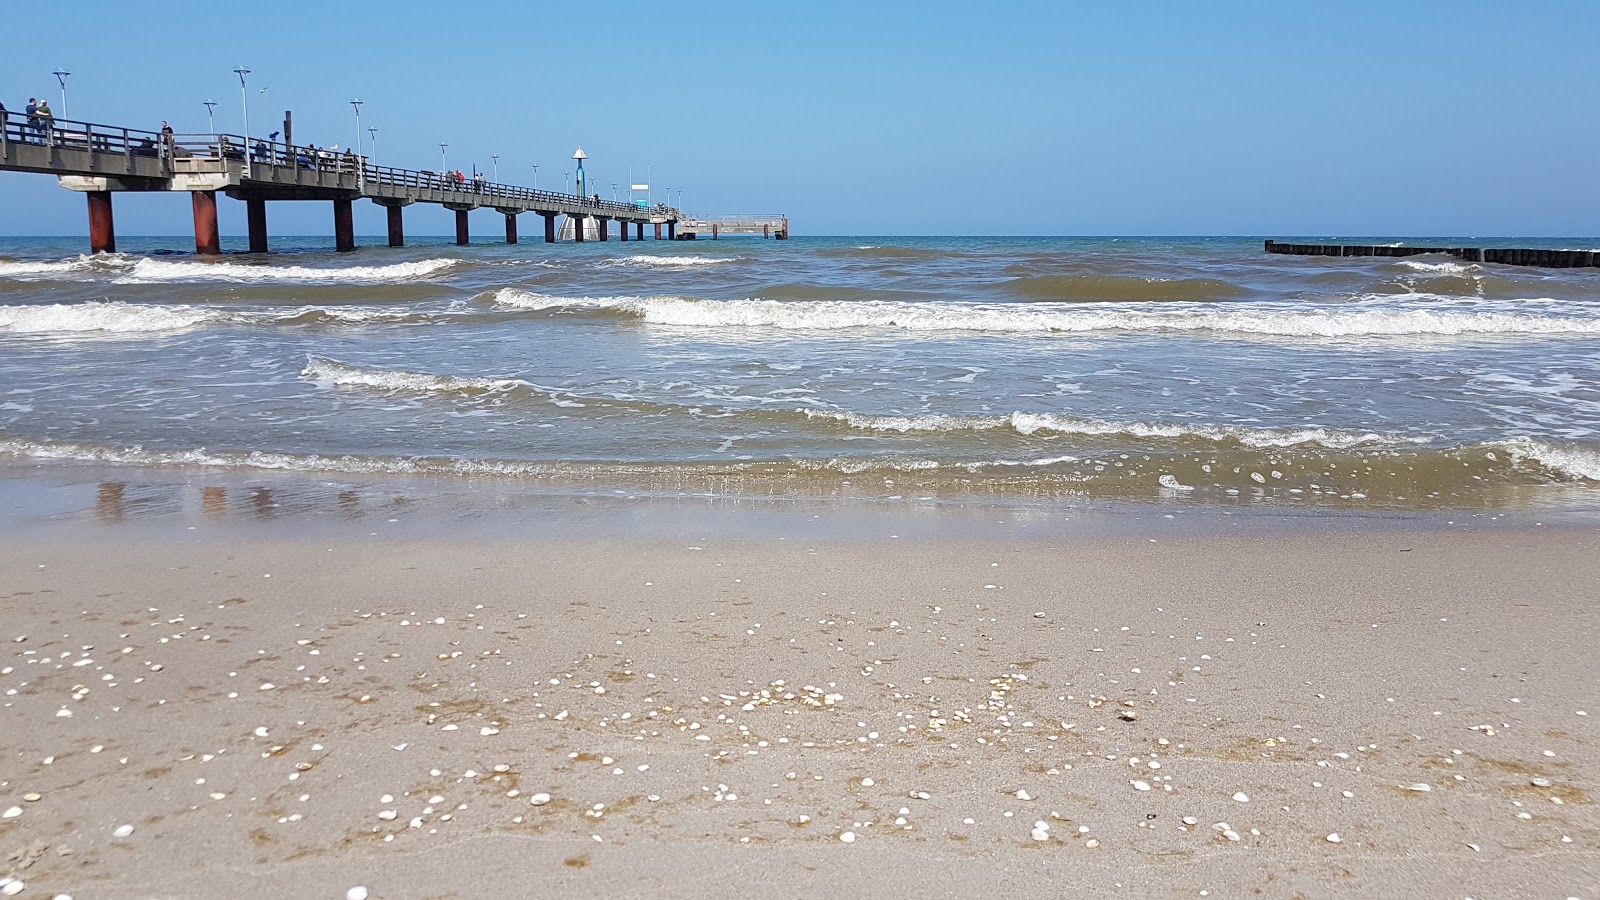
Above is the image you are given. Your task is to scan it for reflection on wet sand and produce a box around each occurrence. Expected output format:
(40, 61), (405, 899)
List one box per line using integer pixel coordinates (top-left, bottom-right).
(85, 480), (403, 526)
(95, 482), (126, 523)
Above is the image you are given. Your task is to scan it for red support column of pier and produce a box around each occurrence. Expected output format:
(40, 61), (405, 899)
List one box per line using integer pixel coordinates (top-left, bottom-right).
(763, 224), (770, 239)
(712, 223), (719, 240)
(543, 213), (557, 243)
(598, 218), (609, 241)
(192, 191), (221, 256)
(636, 222), (644, 241)
(87, 191), (115, 254)
(246, 198), (269, 253)
(455, 209), (470, 245)
(333, 198), (355, 252)
(505, 214), (518, 244)
(654, 223), (661, 240)
(386, 205), (405, 247)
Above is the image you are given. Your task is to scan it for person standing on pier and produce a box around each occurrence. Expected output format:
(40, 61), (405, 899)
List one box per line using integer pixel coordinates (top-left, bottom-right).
(35, 100), (53, 139)
(25, 99), (40, 141)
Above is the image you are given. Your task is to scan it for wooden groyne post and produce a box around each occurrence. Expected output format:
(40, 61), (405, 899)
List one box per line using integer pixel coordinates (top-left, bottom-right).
(1264, 240), (1597, 268)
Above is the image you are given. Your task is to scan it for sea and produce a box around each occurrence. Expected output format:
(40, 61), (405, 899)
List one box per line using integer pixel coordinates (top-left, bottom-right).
(2, 234), (1598, 525)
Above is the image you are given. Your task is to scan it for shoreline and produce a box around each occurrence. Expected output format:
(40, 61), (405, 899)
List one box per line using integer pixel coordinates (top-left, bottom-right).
(1, 490), (1596, 897)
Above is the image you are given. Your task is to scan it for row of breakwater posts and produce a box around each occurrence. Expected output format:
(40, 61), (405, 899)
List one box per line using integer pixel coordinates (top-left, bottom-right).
(0, 112), (788, 254)
(1265, 240), (1599, 269)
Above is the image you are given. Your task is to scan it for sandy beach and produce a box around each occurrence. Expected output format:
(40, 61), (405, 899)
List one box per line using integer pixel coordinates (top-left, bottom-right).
(1, 506), (1596, 898)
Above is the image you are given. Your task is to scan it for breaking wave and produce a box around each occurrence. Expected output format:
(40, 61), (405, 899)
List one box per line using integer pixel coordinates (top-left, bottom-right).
(301, 356), (528, 394)
(605, 255), (741, 269)
(115, 258), (457, 284)
(802, 410), (1430, 449)
(488, 292), (1600, 338)
(0, 301), (218, 334)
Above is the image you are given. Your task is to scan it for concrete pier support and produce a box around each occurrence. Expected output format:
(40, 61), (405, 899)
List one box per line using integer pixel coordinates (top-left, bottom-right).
(597, 218), (609, 241)
(654, 224), (661, 240)
(543, 213), (557, 244)
(333, 198), (355, 252)
(667, 221), (676, 241)
(191, 190), (221, 256)
(386, 205), (405, 247)
(504, 214), (518, 244)
(712, 223), (719, 240)
(619, 221), (629, 241)
(636, 222), (644, 241)
(455, 209), (470, 245)
(573, 217), (585, 242)
(246, 198), (268, 253)
(763, 224), (770, 239)
(87, 191), (115, 254)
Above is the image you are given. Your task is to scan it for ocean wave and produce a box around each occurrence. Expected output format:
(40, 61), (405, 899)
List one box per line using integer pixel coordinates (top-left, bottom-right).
(113, 258), (457, 284)
(300, 356), (527, 394)
(0, 254), (137, 279)
(3, 435), (1595, 492)
(492, 294), (1600, 338)
(1005, 274), (1248, 302)
(1396, 259), (1478, 276)
(803, 410), (1429, 449)
(605, 255), (740, 269)
(0, 301), (217, 334)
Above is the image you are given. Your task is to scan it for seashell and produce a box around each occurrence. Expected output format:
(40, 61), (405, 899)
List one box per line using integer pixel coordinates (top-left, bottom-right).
(529, 793), (552, 806)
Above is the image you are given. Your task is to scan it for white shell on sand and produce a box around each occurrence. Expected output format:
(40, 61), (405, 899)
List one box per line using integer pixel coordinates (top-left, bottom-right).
(1132, 780), (1152, 792)
(529, 793), (551, 806)
(1405, 783), (1432, 792)
(1, 807), (20, 819)
(839, 831), (856, 843)
(1326, 833), (1343, 843)
(346, 888), (369, 900)
(1232, 792), (1250, 802)
(112, 824), (134, 838)
(1015, 789), (1032, 800)
(1, 879), (25, 896)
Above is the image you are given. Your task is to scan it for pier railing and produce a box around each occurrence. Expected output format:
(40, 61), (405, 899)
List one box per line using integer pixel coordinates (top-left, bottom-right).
(4, 112), (676, 219)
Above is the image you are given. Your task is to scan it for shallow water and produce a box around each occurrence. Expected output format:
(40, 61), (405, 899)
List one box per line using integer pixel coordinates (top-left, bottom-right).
(2, 234), (1598, 511)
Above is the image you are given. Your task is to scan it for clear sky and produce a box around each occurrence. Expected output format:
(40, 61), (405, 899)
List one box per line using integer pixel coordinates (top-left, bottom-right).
(3, 0), (1597, 237)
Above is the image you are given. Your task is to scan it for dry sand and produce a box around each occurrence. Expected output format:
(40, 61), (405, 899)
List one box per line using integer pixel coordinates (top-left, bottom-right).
(1, 519), (1597, 898)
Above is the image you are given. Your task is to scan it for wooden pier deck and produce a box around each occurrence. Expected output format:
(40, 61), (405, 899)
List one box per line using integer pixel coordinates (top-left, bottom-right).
(1265, 240), (1598, 268)
(1, 112), (691, 254)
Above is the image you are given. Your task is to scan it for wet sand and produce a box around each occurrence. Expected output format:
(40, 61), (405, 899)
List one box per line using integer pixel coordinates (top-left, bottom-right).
(1, 518), (1597, 898)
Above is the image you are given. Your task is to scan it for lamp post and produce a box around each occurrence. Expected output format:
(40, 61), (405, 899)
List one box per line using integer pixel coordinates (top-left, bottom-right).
(491, 155), (499, 183)
(531, 164), (539, 191)
(563, 171), (569, 195)
(52, 68), (70, 119)
(203, 99), (217, 133)
(232, 66), (252, 175)
(439, 143), (448, 173)
(350, 99), (363, 158)
(367, 127), (378, 165)
(611, 182), (618, 202)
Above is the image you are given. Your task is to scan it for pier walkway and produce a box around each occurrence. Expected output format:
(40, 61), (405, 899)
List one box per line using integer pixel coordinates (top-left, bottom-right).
(675, 215), (789, 240)
(1, 112), (685, 254)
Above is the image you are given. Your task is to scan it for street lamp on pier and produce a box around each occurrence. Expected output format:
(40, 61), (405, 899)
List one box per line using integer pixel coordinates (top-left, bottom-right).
(531, 164), (539, 191)
(203, 99), (217, 133)
(232, 66), (252, 175)
(492, 155), (499, 183)
(439, 143), (448, 174)
(563, 172), (570, 195)
(51, 68), (70, 119)
(367, 127), (378, 165)
(350, 99), (364, 158)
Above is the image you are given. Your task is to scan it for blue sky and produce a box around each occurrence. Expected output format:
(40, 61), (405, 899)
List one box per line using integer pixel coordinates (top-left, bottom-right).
(3, 0), (1597, 237)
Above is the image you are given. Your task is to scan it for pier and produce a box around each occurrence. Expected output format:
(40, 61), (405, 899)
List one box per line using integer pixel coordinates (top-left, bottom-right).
(0, 112), (691, 254)
(673, 215), (789, 240)
(1265, 240), (1598, 268)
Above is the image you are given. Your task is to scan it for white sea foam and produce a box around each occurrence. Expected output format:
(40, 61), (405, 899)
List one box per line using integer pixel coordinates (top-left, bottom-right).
(115, 258), (457, 284)
(1398, 260), (1477, 275)
(497, 294), (1600, 338)
(0, 301), (217, 334)
(804, 410), (1428, 449)
(0, 254), (137, 279)
(606, 255), (740, 268)
(301, 356), (527, 394)
(1496, 439), (1600, 481)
